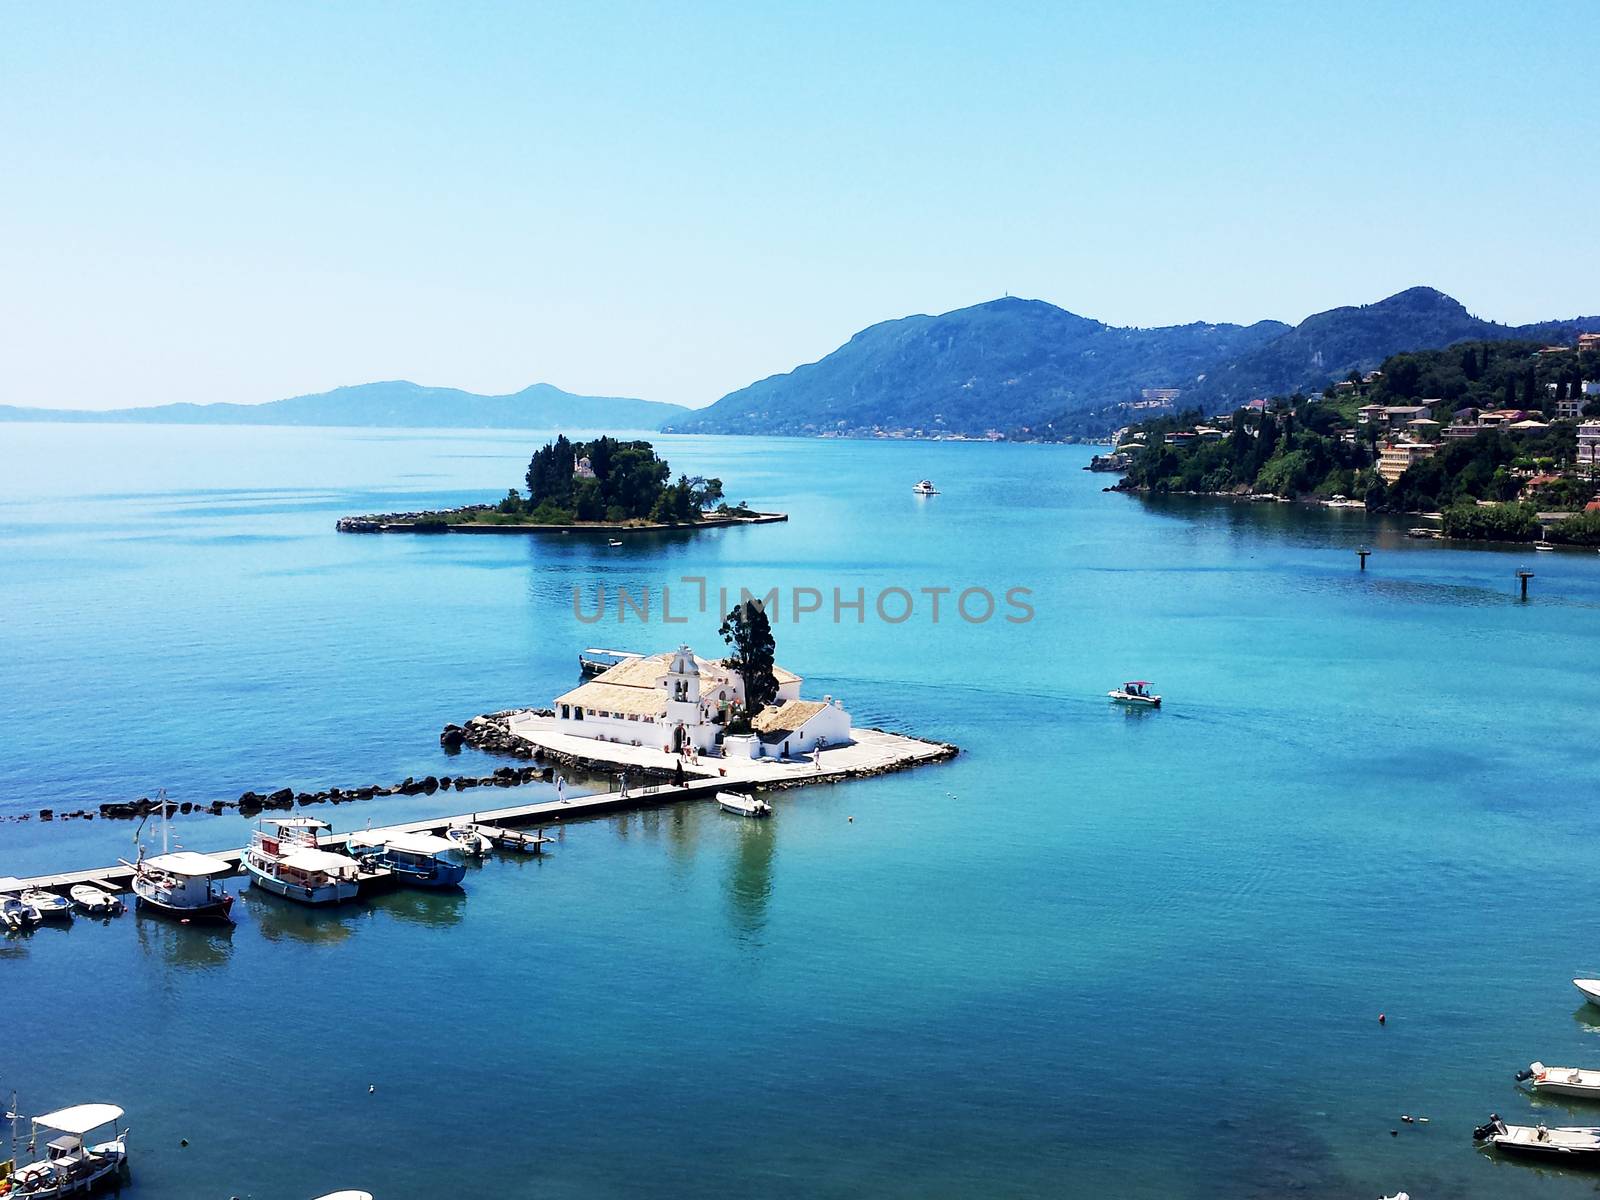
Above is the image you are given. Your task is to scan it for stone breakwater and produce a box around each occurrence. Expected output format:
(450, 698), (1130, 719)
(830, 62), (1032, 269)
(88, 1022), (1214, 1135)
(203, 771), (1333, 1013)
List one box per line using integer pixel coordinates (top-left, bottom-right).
(9, 713), (558, 825)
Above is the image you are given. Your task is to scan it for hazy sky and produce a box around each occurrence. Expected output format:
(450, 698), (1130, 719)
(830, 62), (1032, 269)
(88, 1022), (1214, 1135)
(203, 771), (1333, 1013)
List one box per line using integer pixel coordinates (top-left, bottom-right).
(4, 1), (1596, 411)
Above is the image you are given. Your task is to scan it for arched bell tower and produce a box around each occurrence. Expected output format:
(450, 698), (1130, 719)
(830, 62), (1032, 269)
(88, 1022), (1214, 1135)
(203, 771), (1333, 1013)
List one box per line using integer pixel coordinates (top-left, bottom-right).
(663, 644), (702, 728)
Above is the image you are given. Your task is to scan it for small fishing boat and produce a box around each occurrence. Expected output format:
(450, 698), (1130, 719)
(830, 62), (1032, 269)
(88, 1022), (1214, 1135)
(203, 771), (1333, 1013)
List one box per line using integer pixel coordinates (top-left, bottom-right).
(608, 538), (623, 547)
(1573, 978), (1600, 1008)
(246, 817), (363, 905)
(913, 479), (939, 495)
(20, 890), (72, 923)
(444, 823), (490, 857)
(716, 791), (772, 818)
(128, 851), (235, 921)
(1474, 1113), (1600, 1161)
(1108, 680), (1161, 707)
(68, 885), (123, 917)
(2, 893), (42, 931)
(348, 831), (466, 889)
(1518, 1061), (1600, 1100)
(8, 1102), (130, 1198)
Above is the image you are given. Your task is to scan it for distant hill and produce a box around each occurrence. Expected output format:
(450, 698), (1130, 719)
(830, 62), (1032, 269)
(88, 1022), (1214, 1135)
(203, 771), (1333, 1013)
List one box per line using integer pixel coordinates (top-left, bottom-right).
(1184, 286), (1600, 410)
(0, 380), (689, 430)
(668, 289), (1600, 439)
(667, 297), (1289, 439)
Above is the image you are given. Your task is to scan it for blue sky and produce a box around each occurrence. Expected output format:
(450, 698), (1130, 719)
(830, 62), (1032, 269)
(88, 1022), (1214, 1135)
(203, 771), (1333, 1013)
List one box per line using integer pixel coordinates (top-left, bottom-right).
(3, 1), (1595, 410)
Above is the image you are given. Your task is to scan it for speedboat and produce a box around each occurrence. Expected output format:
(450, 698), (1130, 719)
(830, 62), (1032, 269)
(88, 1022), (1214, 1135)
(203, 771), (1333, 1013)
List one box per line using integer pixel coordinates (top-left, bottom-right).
(9, 1102), (130, 1198)
(68, 885), (123, 917)
(608, 538), (623, 547)
(913, 479), (939, 495)
(1518, 1061), (1600, 1100)
(1108, 681), (1161, 707)
(20, 889), (73, 922)
(247, 817), (364, 905)
(127, 851), (235, 922)
(1474, 1113), (1600, 1161)
(444, 823), (489, 857)
(2, 893), (42, 931)
(348, 831), (466, 889)
(716, 791), (772, 818)
(1573, 978), (1600, 1008)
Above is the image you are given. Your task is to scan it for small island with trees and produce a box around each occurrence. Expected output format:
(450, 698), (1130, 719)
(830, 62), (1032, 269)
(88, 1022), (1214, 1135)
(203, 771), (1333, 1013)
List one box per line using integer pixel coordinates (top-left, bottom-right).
(338, 434), (787, 534)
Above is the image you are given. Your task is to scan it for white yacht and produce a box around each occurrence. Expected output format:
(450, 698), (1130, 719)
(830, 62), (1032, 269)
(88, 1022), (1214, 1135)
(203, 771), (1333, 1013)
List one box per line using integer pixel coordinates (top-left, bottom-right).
(245, 817), (364, 905)
(8, 1102), (129, 1198)
(913, 479), (939, 495)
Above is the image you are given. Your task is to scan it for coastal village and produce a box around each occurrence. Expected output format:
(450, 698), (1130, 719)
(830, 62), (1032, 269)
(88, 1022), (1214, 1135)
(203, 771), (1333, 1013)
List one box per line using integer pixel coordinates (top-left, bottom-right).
(1099, 332), (1600, 543)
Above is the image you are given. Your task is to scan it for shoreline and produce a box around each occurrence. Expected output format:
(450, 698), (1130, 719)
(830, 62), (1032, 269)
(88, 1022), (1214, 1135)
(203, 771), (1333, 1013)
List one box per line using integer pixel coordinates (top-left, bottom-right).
(337, 510), (788, 534)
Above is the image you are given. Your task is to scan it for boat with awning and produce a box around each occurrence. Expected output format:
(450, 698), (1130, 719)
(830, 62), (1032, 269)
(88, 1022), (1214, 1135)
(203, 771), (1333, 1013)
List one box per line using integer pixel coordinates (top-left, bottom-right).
(8, 1102), (129, 1198)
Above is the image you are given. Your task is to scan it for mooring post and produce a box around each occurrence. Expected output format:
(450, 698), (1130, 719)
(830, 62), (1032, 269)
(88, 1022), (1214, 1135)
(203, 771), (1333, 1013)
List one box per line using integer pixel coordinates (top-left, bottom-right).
(1517, 568), (1534, 600)
(1357, 547), (1371, 571)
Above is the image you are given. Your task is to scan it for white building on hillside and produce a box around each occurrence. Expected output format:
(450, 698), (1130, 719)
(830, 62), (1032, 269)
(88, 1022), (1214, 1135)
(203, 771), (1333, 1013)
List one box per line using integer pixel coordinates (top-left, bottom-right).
(552, 645), (851, 759)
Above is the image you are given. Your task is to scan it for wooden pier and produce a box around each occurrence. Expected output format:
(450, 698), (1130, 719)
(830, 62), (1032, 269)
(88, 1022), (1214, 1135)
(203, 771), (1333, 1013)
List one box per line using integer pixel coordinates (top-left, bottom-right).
(4, 777), (735, 895)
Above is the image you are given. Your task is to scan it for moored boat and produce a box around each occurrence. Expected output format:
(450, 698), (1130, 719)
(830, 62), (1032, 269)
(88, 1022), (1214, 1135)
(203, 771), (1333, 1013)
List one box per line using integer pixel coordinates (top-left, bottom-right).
(1474, 1113), (1600, 1161)
(2, 892), (42, 931)
(1518, 1061), (1600, 1100)
(1573, 978), (1600, 1009)
(127, 851), (235, 921)
(716, 791), (772, 818)
(20, 890), (72, 923)
(67, 885), (123, 917)
(311, 1192), (375, 1200)
(444, 823), (490, 857)
(348, 831), (466, 889)
(1108, 680), (1161, 707)
(8, 1102), (129, 1198)
(246, 817), (363, 905)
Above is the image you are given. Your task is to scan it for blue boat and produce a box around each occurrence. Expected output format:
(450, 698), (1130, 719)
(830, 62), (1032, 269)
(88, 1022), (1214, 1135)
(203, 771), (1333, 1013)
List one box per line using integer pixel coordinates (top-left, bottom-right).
(349, 831), (467, 889)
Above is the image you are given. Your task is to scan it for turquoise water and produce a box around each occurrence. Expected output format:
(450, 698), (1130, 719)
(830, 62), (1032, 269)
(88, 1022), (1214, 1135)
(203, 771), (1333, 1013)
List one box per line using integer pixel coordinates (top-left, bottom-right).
(4, 423), (1600, 1198)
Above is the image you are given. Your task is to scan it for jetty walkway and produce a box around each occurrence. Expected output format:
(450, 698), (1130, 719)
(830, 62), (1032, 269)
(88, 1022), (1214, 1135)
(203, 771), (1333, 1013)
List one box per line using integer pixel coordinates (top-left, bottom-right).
(2, 776), (732, 895)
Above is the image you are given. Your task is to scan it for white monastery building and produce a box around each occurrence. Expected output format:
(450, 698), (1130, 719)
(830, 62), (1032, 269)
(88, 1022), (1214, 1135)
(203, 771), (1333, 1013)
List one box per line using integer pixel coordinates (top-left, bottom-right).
(553, 645), (852, 760)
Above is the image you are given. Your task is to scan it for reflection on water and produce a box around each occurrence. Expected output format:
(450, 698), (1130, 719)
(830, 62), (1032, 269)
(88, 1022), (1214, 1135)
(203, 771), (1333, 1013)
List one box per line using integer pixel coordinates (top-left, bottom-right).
(723, 803), (777, 945)
(134, 907), (235, 970)
(1570, 1004), (1600, 1035)
(369, 886), (466, 929)
(240, 887), (362, 945)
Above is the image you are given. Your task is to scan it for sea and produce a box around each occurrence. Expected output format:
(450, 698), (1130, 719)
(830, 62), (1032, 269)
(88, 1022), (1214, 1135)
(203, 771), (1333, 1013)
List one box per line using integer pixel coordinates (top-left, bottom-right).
(3, 421), (1600, 1199)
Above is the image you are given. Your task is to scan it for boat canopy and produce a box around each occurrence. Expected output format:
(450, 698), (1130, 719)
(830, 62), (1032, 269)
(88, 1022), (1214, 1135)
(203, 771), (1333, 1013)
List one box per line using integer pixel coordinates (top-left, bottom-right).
(267, 816), (331, 830)
(33, 1104), (123, 1135)
(385, 832), (459, 856)
(1124, 681), (1151, 687)
(280, 847), (359, 875)
(145, 851), (233, 877)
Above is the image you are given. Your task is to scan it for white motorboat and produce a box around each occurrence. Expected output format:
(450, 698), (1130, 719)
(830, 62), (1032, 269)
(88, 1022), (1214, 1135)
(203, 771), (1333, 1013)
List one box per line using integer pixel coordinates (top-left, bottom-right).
(20, 890), (72, 922)
(608, 538), (623, 547)
(1518, 1061), (1600, 1100)
(1475, 1113), (1600, 1161)
(1108, 680), (1161, 707)
(2, 893), (42, 931)
(246, 817), (363, 905)
(8, 1102), (129, 1198)
(716, 791), (772, 818)
(913, 479), (939, 495)
(68, 885), (123, 917)
(312, 1192), (374, 1200)
(1573, 978), (1600, 1008)
(444, 823), (489, 857)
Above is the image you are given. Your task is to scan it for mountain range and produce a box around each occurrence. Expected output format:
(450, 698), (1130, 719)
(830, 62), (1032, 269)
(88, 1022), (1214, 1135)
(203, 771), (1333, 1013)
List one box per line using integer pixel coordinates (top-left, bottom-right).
(668, 287), (1600, 439)
(0, 381), (688, 430)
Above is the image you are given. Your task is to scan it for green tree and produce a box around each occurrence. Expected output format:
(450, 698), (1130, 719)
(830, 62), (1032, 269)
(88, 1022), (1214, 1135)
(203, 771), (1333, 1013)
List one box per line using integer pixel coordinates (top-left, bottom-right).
(720, 600), (778, 713)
